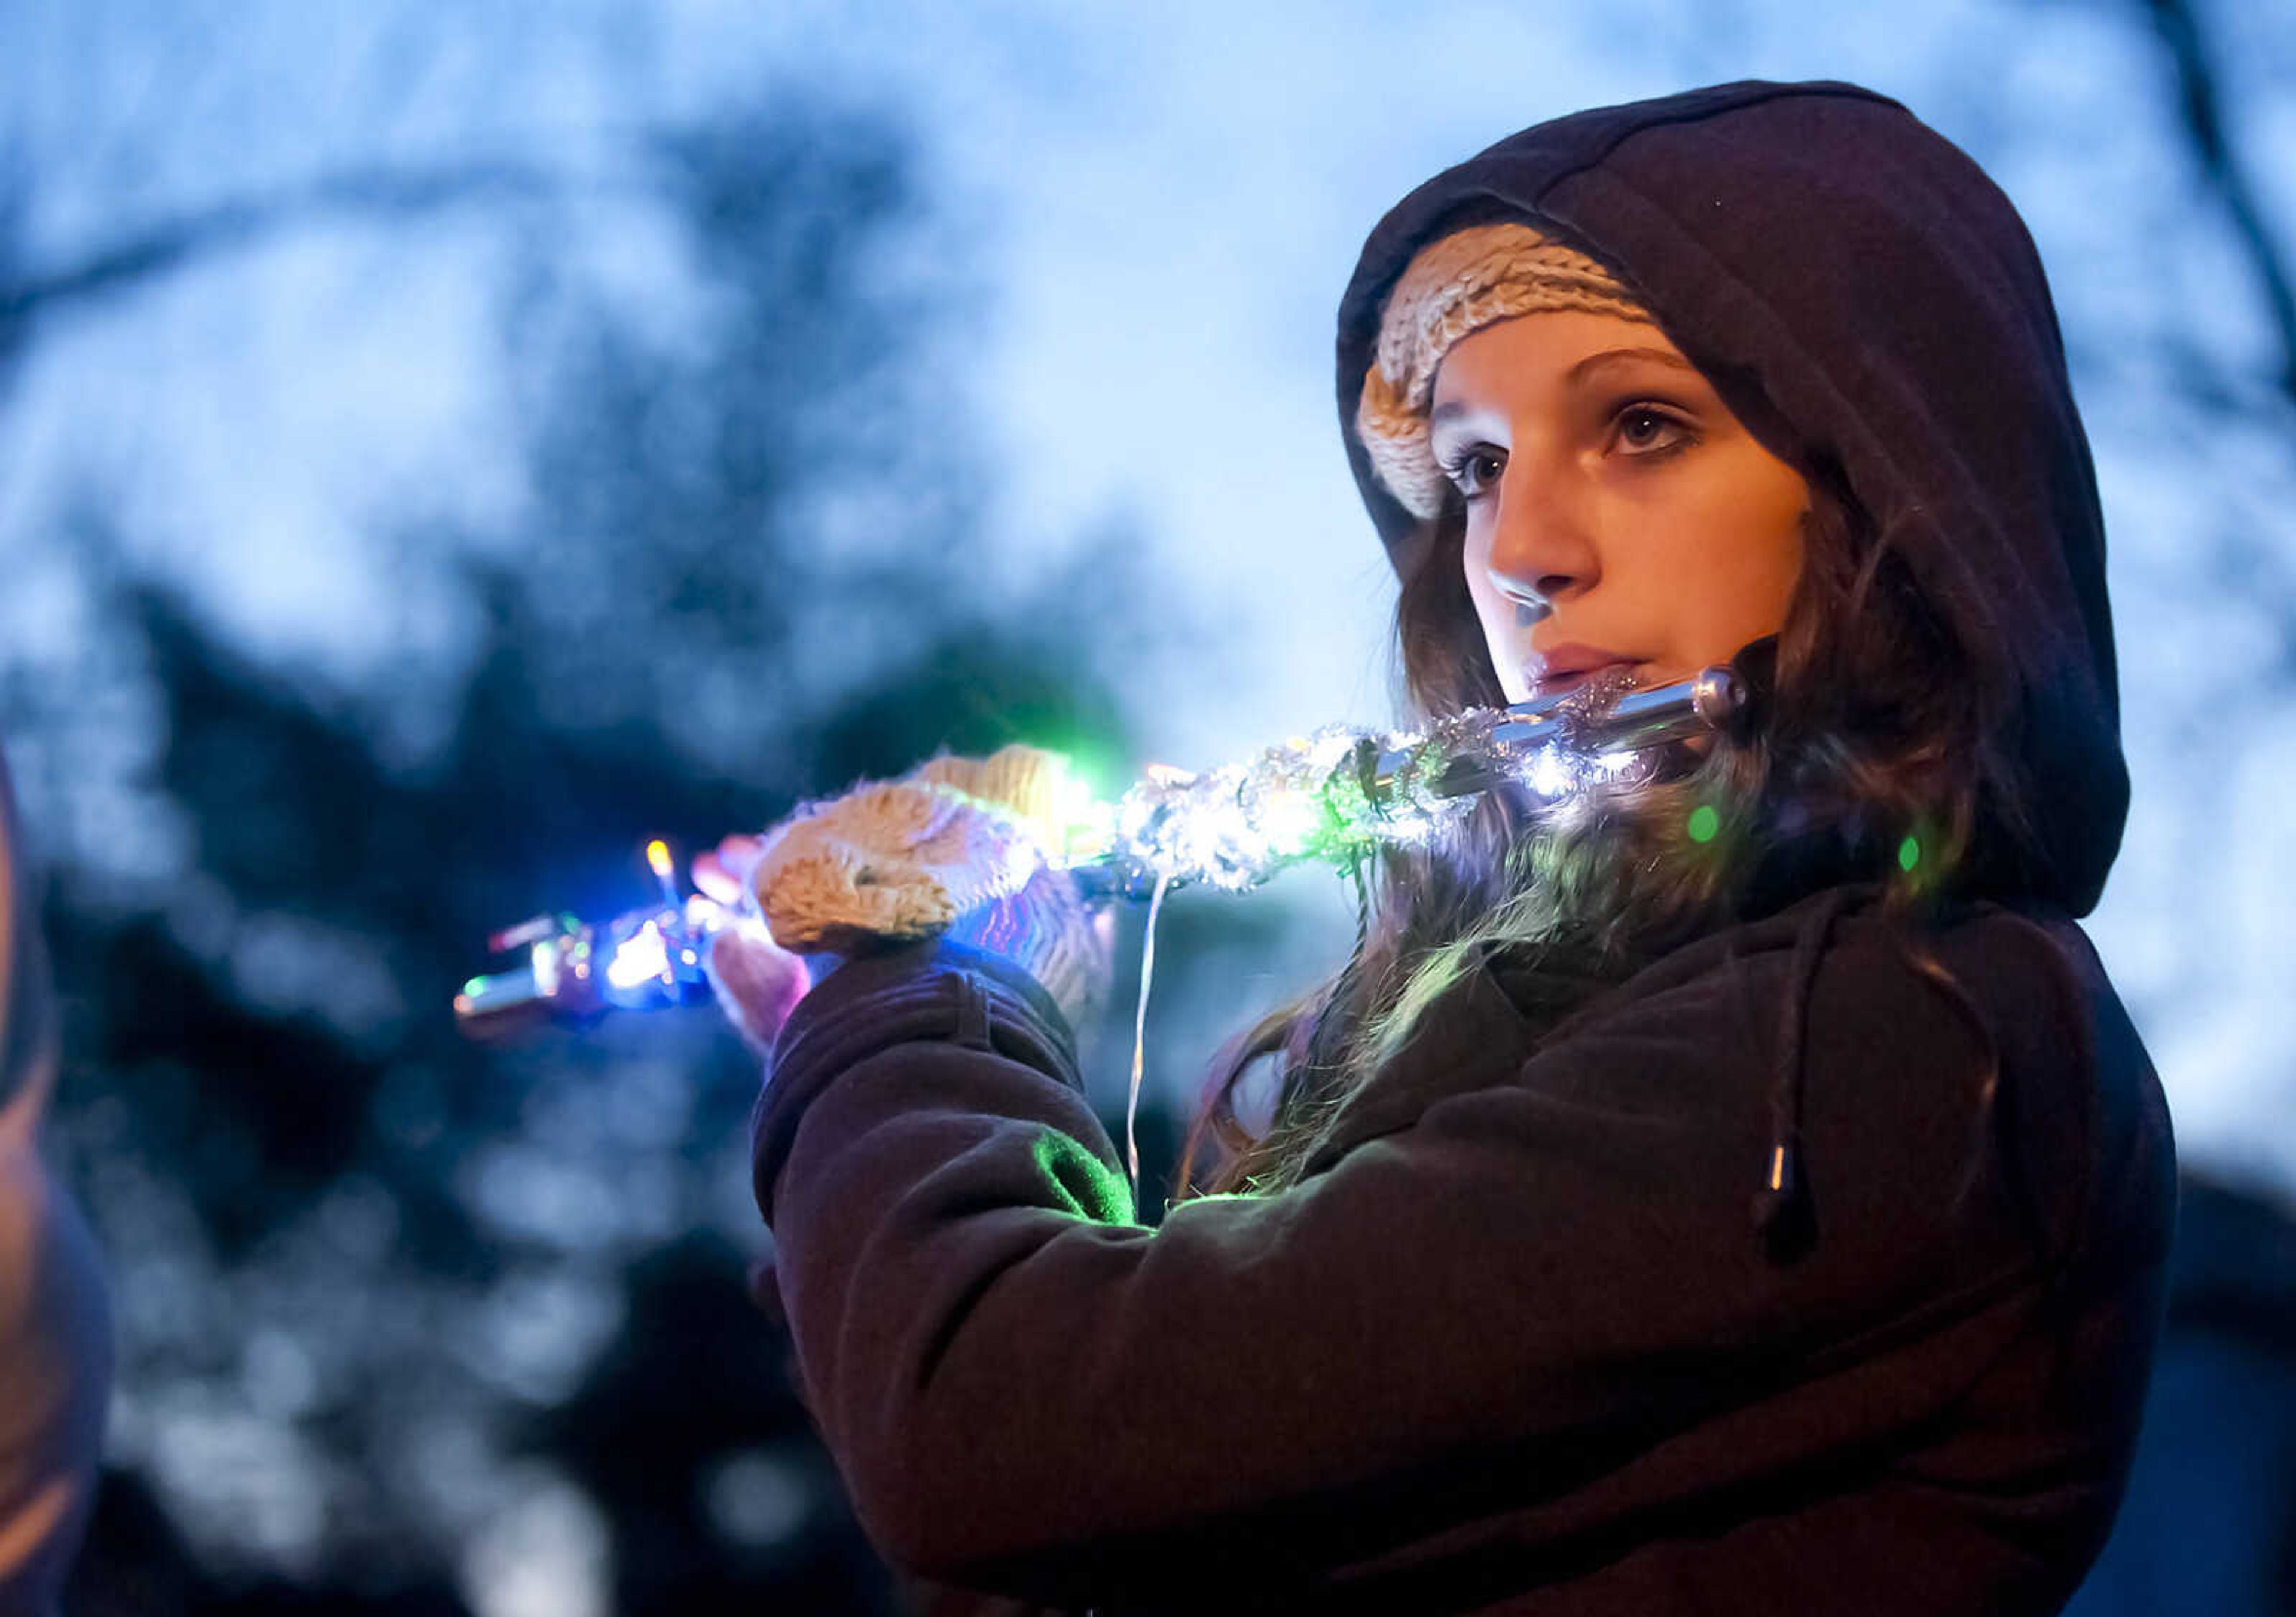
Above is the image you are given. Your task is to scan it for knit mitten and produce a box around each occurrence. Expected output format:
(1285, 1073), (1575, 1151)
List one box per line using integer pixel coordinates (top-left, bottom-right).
(746, 744), (1112, 1032)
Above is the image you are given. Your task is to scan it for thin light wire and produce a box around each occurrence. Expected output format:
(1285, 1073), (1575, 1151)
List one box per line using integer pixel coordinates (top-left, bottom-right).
(1125, 873), (1171, 1197)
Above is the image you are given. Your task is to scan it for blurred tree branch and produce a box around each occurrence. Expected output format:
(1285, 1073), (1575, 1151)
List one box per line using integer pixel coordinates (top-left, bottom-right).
(0, 154), (635, 369)
(2139, 0), (2296, 404)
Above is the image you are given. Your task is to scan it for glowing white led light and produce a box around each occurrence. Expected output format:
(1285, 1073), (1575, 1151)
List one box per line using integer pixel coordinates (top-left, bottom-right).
(1523, 746), (1577, 799)
(606, 919), (673, 991)
(530, 942), (561, 998)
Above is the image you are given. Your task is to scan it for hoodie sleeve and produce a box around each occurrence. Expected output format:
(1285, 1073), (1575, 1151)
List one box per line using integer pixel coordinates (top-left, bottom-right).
(0, 764), (111, 1613)
(751, 913), (2163, 1606)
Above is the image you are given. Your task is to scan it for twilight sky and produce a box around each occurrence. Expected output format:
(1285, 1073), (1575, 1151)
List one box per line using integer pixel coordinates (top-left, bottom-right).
(7, 0), (2296, 1184)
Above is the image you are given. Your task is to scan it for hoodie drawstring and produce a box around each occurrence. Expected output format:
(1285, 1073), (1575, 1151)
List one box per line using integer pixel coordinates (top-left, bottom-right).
(1753, 887), (1856, 1255)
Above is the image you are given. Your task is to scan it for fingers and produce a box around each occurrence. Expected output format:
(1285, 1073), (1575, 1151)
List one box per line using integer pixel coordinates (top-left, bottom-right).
(692, 852), (740, 906)
(706, 923), (810, 1056)
(694, 833), (767, 906)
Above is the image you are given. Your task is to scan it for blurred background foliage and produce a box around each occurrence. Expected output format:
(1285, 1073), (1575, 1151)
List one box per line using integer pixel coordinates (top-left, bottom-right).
(1, 0), (2294, 1611)
(12, 76), (1284, 1615)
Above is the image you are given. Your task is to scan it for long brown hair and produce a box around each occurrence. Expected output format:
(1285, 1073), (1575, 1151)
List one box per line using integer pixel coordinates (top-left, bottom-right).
(1172, 458), (2026, 1200)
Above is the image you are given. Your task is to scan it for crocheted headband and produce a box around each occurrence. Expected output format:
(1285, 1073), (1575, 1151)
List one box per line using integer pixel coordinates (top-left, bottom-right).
(1355, 221), (1654, 521)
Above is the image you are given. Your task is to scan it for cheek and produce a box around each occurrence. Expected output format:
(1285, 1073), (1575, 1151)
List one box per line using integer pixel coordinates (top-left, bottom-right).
(1707, 520), (1802, 628)
(1664, 465), (1806, 653)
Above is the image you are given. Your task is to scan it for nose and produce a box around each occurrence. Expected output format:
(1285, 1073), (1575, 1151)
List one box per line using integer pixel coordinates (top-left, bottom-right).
(1483, 454), (1597, 615)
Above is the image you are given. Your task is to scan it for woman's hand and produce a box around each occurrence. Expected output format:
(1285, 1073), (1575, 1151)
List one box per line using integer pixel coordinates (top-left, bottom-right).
(706, 746), (1113, 1040)
(691, 833), (764, 909)
(695, 835), (810, 1056)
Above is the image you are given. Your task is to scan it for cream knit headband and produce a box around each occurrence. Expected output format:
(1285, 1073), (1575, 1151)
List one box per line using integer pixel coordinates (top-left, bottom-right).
(1357, 221), (1653, 521)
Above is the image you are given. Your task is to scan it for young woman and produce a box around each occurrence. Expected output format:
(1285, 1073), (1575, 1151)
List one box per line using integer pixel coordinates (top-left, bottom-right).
(706, 80), (2176, 1615)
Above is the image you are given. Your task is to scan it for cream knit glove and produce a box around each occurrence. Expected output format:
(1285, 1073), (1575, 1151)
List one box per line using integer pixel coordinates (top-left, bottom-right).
(744, 745), (1110, 1032)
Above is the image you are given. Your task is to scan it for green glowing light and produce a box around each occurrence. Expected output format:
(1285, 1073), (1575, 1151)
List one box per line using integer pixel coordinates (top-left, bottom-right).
(1687, 805), (1720, 844)
(461, 977), (487, 998)
(1258, 786), (1328, 858)
(1030, 1131), (1136, 1225)
(1042, 750), (1119, 861)
(1898, 835), (1921, 872)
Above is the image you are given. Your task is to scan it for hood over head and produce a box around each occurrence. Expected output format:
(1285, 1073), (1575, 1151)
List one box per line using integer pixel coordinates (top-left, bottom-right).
(1336, 80), (2125, 915)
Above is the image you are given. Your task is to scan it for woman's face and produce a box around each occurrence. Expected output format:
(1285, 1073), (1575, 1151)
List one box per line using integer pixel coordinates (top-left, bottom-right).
(1428, 311), (1809, 705)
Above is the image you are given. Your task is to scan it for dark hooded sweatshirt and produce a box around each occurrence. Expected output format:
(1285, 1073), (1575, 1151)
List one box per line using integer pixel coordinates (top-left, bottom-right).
(749, 82), (2176, 1615)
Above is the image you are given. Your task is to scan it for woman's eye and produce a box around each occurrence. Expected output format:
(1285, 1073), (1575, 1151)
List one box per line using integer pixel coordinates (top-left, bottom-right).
(1613, 406), (1689, 456)
(1443, 448), (1506, 497)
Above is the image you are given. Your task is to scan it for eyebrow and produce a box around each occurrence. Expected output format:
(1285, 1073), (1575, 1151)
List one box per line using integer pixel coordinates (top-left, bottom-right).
(1428, 346), (1699, 426)
(1567, 345), (1698, 383)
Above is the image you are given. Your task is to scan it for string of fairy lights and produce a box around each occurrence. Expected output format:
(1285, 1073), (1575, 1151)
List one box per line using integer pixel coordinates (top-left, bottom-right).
(453, 664), (1747, 1035)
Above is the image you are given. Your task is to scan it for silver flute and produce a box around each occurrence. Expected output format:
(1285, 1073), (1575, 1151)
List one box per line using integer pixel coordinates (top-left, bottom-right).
(453, 663), (1750, 1037)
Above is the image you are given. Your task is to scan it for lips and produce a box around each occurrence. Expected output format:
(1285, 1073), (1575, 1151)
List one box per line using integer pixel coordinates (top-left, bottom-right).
(1523, 643), (1645, 699)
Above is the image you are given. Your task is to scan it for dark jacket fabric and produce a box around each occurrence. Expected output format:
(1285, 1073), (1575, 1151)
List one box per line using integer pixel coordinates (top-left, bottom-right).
(755, 897), (2171, 1614)
(749, 81), (2176, 1613)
